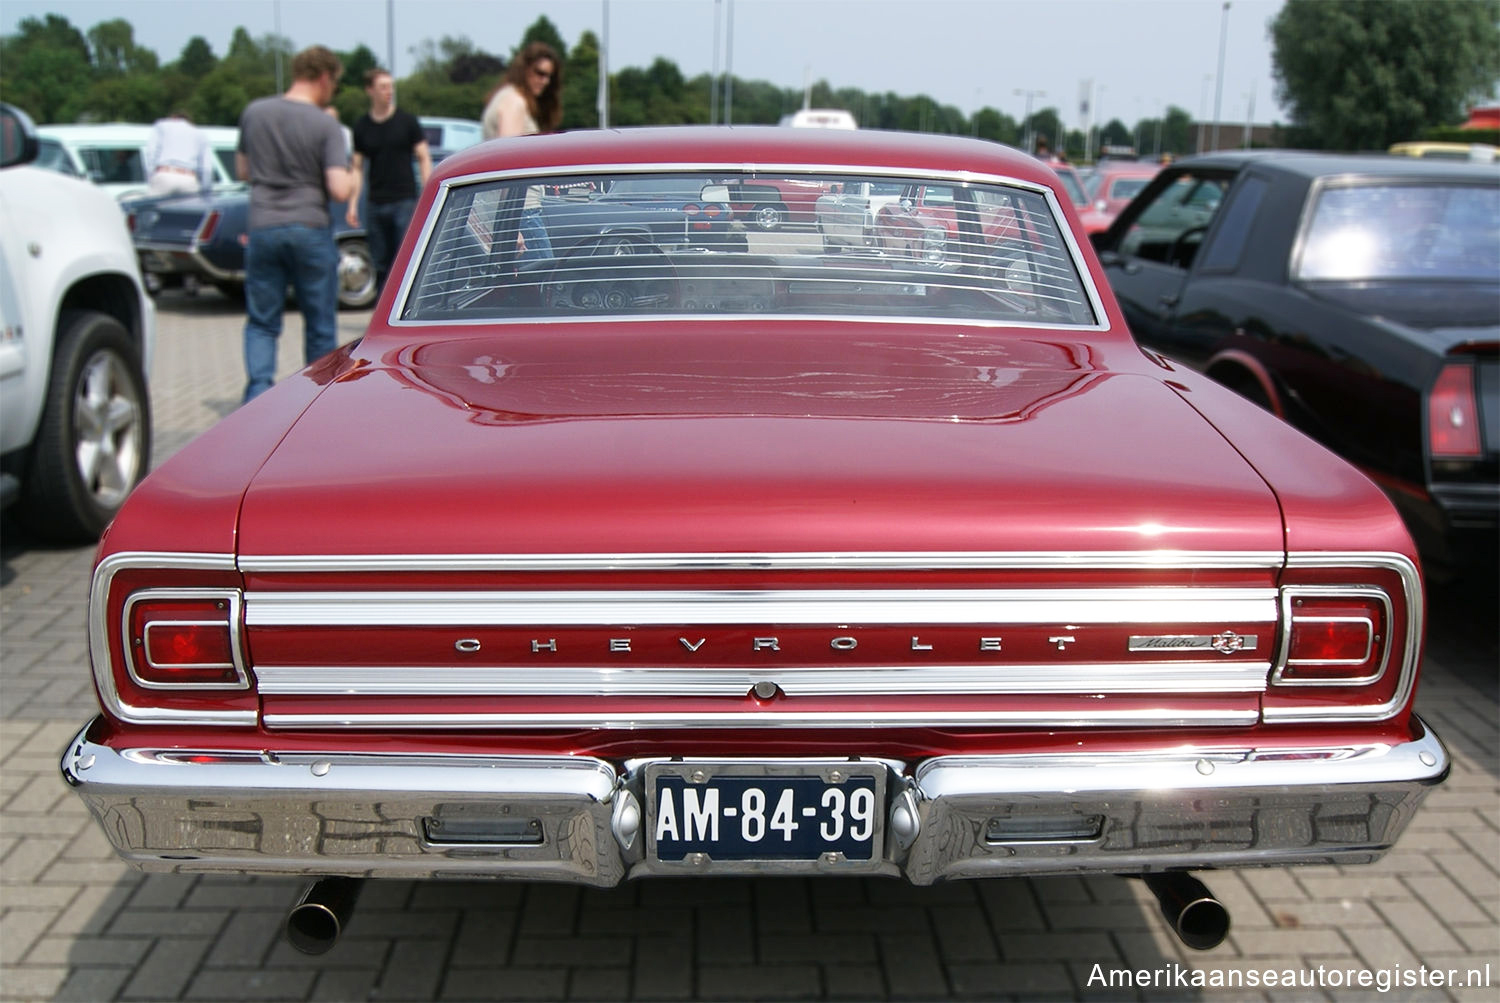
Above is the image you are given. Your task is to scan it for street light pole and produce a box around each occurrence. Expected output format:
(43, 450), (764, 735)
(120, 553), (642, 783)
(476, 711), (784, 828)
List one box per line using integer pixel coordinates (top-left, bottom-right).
(709, 0), (720, 124)
(1211, 1), (1230, 152)
(1015, 88), (1045, 153)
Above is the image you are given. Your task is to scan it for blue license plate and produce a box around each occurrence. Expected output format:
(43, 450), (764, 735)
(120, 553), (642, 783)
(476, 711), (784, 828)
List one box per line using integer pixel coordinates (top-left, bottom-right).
(649, 765), (883, 863)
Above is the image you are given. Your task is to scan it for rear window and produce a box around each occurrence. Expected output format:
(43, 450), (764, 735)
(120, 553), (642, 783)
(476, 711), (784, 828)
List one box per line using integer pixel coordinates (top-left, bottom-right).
(1297, 182), (1500, 282)
(79, 146), (144, 184)
(402, 170), (1097, 327)
(1108, 177), (1150, 202)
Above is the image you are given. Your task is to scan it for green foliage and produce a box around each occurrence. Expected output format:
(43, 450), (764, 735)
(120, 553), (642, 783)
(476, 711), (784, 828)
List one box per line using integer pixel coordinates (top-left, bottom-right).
(175, 37), (217, 79)
(1271, 0), (1500, 150)
(87, 19), (158, 76)
(562, 31), (601, 130)
(1423, 126), (1500, 145)
(0, 15), (94, 122)
(518, 15), (567, 59)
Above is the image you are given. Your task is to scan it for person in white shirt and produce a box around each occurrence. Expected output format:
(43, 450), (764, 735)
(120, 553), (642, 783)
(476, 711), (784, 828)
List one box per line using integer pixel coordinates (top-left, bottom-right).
(144, 110), (215, 196)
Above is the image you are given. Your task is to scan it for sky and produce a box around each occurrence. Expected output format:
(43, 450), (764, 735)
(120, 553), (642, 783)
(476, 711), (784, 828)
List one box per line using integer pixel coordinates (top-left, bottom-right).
(2, 0), (1290, 130)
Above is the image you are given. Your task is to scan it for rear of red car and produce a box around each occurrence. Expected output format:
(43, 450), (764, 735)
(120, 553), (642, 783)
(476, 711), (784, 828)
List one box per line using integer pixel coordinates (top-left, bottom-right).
(62, 130), (1447, 953)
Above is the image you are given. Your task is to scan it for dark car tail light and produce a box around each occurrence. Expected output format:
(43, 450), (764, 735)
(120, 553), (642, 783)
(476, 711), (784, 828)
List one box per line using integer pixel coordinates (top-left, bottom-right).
(1273, 589), (1390, 686)
(124, 590), (247, 689)
(1428, 362), (1482, 458)
(195, 210), (222, 245)
(683, 203), (711, 231)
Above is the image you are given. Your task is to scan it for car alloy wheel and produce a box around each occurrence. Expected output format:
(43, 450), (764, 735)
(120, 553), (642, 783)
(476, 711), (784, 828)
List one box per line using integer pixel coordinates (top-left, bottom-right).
(337, 238), (377, 309)
(18, 310), (151, 542)
(755, 204), (783, 230)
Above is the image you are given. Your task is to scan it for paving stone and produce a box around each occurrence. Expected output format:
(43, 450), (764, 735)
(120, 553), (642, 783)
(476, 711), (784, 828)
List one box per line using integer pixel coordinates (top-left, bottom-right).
(439, 966), (569, 1001)
(120, 936), (211, 1000)
(878, 931), (946, 999)
(630, 934), (696, 1000)
(46, 965), (129, 1003)
(699, 963), (823, 1000)
(947, 961), (1074, 998)
(185, 969), (319, 1001)
(564, 966), (631, 1001)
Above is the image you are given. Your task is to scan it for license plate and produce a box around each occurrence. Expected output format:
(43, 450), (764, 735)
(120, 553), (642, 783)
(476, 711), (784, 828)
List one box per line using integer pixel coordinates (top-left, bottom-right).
(647, 762), (885, 863)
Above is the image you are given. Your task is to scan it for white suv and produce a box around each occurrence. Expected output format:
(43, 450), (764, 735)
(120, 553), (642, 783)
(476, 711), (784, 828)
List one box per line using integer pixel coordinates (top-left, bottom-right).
(0, 104), (154, 541)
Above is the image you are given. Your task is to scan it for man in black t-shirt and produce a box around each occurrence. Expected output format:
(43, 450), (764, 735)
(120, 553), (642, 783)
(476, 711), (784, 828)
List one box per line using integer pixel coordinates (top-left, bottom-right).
(347, 68), (431, 291)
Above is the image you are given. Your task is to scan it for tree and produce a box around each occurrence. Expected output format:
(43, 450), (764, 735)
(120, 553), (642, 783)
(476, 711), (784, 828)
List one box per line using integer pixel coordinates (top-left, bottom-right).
(518, 15), (567, 59)
(87, 19), (157, 76)
(1271, 0), (1500, 150)
(176, 37), (217, 79)
(0, 16), (94, 122)
(561, 30), (600, 130)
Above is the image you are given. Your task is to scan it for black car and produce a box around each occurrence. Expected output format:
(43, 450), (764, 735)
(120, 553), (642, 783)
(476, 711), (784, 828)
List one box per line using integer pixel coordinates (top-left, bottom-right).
(1094, 151), (1498, 575)
(125, 186), (377, 310)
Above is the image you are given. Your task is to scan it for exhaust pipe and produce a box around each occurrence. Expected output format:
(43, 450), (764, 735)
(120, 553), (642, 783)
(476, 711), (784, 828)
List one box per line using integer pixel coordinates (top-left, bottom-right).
(285, 877), (363, 955)
(1142, 872), (1230, 951)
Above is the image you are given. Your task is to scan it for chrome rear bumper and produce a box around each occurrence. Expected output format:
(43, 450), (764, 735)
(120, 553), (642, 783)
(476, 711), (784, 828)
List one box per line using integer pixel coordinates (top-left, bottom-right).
(61, 719), (1447, 886)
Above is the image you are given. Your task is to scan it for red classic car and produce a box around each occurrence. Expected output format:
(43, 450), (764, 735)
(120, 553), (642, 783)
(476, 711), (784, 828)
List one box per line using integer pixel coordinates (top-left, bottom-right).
(1078, 160), (1162, 233)
(871, 181), (1032, 264)
(726, 175), (836, 229)
(63, 127), (1446, 956)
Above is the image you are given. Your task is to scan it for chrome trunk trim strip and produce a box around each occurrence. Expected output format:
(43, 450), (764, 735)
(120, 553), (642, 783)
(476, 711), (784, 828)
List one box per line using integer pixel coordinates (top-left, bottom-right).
(261, 707), (1260, 729)
(244, 587), (1278, 627)
(254, 661), (1274, 697)
(238, 550), (1287, 573)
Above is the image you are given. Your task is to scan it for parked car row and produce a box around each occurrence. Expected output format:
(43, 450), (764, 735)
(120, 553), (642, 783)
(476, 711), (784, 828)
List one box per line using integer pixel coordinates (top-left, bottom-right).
(120, 118), (482, 310)
(36, 122), (241, 200)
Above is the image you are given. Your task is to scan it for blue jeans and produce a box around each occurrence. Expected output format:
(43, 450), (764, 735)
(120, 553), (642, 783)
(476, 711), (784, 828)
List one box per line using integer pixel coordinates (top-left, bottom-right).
(367, 197), (416, 290)
(519, 208), (553, 263)
(243, 224), (338, 402)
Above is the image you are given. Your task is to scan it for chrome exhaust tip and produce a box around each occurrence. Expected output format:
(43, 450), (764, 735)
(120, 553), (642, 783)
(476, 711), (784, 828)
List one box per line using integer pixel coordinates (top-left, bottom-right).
(1142, 872), (1230, 951)
(285, 877), (364, 955)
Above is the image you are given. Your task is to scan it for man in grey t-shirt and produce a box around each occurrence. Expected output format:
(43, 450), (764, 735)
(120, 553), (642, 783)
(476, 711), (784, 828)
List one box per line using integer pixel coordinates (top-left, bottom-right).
(236, 44), (353, 402)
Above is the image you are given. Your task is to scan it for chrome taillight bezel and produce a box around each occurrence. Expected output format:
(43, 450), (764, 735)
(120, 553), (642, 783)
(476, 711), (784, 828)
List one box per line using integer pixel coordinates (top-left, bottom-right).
(1270, 585), (1392, 687)
(90, 552), (256, 726)
(122, 587), (250, 691)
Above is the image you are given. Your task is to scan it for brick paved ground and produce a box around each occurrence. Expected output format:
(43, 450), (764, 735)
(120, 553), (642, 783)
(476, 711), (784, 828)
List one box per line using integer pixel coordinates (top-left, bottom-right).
(1, 291), (1496, 1002)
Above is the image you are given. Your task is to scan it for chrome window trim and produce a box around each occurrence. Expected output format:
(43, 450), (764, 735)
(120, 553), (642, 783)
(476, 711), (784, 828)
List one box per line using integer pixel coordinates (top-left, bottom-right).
(244, 587), (1278, 628)
(125, 588), (249, 690)
(262, 707), (1260, 730)
(90, 552), (253, 726)
(254, 660), (1275, 697)
(1263, 554), (1421, 721)
(388, 160), (1110, 331)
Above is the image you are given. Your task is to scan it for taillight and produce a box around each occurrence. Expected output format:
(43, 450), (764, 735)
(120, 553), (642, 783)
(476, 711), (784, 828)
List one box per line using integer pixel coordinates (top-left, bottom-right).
(1273, 589), (1390, 686)
(195, 210), (221, 245)
(683, 203), (710, 231)
(1428, 362), (1482, 458)
(124, 590), (246, 688)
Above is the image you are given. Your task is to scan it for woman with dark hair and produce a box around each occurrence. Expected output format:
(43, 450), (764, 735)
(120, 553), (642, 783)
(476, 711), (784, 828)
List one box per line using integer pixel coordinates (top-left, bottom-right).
(482, 41), (562, 140)
(480, 41), (561, 263)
